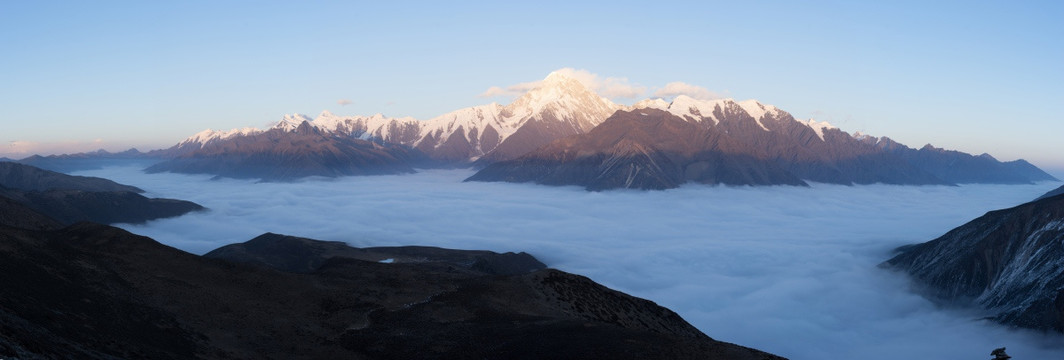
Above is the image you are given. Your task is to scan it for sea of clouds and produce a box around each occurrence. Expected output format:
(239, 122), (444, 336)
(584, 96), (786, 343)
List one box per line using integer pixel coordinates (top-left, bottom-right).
(77, 166), (1064, 359)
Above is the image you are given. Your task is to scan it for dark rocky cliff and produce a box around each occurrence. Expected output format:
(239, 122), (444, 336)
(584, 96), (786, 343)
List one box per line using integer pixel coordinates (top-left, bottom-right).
(883, 194), (1064, 332)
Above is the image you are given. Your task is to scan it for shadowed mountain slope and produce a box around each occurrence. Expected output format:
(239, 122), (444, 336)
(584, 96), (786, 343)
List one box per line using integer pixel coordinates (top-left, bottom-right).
(0, 162), (203, 225)
(883, 194), (1064, 332)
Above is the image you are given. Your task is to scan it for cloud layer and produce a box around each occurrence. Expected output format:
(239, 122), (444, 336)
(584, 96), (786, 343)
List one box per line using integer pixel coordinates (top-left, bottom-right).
(653, 81), (723, 100)
(79, 166), (1064, 359)
(479, 68), (647, 99)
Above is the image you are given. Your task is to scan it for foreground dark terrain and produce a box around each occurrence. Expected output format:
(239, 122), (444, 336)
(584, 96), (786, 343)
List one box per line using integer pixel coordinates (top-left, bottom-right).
(0, 196), (783, 359)
(0, 162), (203, 225)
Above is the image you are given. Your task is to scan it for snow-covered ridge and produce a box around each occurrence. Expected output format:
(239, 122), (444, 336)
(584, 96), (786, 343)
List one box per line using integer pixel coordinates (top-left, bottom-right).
(178, 127), (263, 148)
(628, 95), (831, 137)
(800, 119), (837, 141)
(178, 70), (839, 155)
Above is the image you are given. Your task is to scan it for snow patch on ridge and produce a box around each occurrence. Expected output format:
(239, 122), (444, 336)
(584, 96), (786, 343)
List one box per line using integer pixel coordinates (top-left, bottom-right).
(179, 127), (263, 148)
(737, 99), (775, 131)
(800, 119), (837, 141)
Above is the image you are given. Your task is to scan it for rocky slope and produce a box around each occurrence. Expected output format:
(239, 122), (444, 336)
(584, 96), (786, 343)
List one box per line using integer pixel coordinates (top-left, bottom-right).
(146, 121), (425, 181)
(0, 213), (784, 359)
(467, 109), (808, 190)
(0, 162), (203, 225)
(883, 193), (1064, 332)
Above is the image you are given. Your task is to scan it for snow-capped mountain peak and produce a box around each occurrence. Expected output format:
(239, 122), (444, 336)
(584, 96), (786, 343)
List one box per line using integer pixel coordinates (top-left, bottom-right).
(504, 71), (619, 132)
(274, 113), (313, 132)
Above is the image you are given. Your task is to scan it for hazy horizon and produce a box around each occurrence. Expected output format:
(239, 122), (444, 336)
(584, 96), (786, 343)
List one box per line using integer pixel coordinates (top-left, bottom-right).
(74, 165), (1064, 359)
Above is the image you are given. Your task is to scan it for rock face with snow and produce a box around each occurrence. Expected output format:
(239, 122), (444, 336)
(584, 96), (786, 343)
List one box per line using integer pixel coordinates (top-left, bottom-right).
(883, 193), (1064, 332)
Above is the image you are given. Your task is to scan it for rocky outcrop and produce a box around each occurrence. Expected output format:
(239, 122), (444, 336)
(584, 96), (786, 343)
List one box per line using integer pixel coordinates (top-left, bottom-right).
(883, 193), (1064, 332)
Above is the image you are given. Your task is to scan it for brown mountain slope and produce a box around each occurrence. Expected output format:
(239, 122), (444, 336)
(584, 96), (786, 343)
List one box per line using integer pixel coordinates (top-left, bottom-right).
(467, 109), (808, 190)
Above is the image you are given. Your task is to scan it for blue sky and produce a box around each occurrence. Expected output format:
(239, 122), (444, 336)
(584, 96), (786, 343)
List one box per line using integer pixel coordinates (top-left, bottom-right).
(2, 1), (1061, 172)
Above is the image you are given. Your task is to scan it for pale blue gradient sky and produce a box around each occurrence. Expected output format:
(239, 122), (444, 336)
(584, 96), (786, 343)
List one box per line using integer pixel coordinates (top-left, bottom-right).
(2, 1), (1061, 170)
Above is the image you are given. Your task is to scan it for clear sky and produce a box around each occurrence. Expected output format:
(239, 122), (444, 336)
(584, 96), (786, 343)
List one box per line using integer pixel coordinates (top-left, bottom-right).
(2, 1), (1061, 172)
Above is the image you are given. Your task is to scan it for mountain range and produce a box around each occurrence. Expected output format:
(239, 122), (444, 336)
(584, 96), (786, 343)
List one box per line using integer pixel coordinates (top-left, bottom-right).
(10, 71), (1057, 189)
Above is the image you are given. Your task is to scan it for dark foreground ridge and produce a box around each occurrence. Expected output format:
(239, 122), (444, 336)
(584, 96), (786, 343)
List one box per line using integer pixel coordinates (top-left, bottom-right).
(883, 192), (1064, 332)
(0, 220), (785, 359)
(0, 161), (204, 225)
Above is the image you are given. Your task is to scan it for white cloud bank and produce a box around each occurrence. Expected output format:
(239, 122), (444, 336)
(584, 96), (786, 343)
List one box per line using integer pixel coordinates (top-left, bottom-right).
(78, 166), (1064, 359)
(653, 81), (724, 100)
(479, 68), (647, 99)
